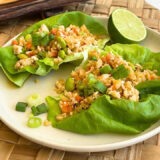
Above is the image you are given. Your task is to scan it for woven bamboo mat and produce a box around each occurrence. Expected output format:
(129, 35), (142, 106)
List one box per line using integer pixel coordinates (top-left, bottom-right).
(1, 0), (160, 159)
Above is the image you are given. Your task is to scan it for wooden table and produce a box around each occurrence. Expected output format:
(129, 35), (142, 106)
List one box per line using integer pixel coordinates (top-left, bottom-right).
(1, 0), (160, 159)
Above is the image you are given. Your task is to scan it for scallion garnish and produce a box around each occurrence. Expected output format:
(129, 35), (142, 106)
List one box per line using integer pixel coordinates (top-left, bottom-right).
(94, 81), (107, 94)
(90, 56), (97, 61)
(111, 64), (130, 79)
(31, 106), (40, 116)
(100, 64), (112, 74)
(37, 103), (48, 113)
(27, 94), (42, 107)
(27, 117), (42, 128)
(31, 103), (48, 116)
(16, 102), (28, 112)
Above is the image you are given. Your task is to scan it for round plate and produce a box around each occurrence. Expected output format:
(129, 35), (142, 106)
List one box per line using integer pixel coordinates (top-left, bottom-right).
(0, 17), (160, 152)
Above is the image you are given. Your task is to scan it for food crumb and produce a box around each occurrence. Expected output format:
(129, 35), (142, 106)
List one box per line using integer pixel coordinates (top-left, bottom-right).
(43, 120), (51, 126)
(34, 79), (39, 84)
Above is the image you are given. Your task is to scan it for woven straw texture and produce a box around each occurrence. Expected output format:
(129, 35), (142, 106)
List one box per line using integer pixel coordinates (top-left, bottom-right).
(1, 0), (160, 159)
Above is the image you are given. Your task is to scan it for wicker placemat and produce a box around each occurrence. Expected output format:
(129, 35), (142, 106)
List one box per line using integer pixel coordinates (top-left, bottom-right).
(1, 0), (160, 159)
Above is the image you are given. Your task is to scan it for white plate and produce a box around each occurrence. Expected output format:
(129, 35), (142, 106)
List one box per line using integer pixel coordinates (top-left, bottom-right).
(0, 17), (160, 152)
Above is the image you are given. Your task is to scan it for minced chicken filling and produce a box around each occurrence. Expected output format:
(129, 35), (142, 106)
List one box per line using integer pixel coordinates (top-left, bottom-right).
(12, 24), (101, 70)
(55, 49), (160, 121)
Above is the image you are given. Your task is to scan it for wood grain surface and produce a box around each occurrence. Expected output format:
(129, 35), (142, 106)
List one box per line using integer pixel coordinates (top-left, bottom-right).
(1, 0), (160, 160)
(0, 0), (86, 20)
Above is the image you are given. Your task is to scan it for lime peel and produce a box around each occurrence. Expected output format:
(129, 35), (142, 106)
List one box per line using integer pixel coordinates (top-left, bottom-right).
(108, 8), (147, 43)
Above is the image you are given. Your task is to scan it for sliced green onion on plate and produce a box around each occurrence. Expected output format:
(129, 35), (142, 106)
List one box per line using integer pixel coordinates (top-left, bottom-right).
(28, 94), (42, 107)
(27, 117), (42, 128)
(37, 103), (48, 114)
(31, 106), (40, 116)
(16, 102), (28, 112)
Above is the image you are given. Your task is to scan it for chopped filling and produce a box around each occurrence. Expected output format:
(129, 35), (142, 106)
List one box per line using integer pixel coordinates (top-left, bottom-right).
(12, 24), (104, 70)
(55, 50), (160, 120)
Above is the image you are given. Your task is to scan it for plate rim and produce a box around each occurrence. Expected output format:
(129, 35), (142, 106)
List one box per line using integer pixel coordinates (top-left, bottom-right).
(1, 16), (160, 152)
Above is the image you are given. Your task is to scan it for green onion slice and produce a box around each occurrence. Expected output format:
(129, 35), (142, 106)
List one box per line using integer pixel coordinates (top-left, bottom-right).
(27, 94), (42, 107)
(37, 103), (48, 114)
(27, 117), (42, 128)
(94, 81), (107, 94)
(16, 102), (28, 112)
(31, 106), (40, 116)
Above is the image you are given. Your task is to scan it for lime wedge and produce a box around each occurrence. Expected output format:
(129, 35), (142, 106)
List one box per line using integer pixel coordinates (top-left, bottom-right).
(108, 8), (147, 43)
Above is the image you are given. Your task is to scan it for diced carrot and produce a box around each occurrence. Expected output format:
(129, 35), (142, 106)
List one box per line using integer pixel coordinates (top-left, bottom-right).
(12, 40), (18, 45)
(50, 28), (57, 35)
(61, 102), (72, 113)
(28, 51), (35, 57)
(102, 57), (106, 63)
(52, 51), (58, 57)
(151, 75), (156, 80)
(26, 42), (32, 49)
(61, 30), (66, 36)
(75, 95), (83, 101)
(81, 41), (86, 45)
(57, 31), (62, 36)
(106, 54), (111, 64)
(67, 105), (72, 112)
(102, 54), (111, 64)
(112, 85), (116, 90)
(56, 30), (66, 36)
(73, 27), (79, 34)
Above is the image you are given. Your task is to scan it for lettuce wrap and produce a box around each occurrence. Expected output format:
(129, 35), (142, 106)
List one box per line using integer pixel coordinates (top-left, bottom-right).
(46, 44), (160, 134)
(0, 11), (108, 87)
(105, 43), (160, 75)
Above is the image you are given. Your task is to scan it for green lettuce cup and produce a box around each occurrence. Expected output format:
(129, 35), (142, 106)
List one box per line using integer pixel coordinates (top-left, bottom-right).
(0, 11), (108, 87)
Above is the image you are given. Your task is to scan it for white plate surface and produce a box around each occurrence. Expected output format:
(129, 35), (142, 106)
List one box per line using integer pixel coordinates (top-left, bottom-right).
(0, 17), (160, 152)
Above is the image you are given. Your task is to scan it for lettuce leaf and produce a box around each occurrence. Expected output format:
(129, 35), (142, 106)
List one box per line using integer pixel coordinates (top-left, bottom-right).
(46, 94), (160, 134)
(135, 80), (160, 98)
(105, 43), (160, 96)
(105, 43), (160, 75)
(46, 43), (160, 134)
(0, 11), (108, 86)
(20, 12), (108, 38)
(0, 47), (30, 86)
